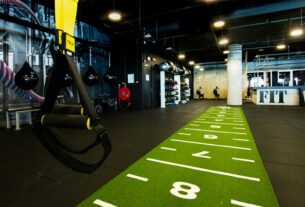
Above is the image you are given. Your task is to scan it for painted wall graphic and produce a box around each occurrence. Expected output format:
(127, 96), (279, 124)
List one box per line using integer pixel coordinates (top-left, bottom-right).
(0, 0), (110, 110)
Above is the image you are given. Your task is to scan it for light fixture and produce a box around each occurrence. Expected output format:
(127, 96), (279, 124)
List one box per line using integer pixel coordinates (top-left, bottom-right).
(199, 67), (204, 71)
(223, 50), (229, 54)
(108, 11), (122, 21)
(276, 44), (286, 50)
(213, 20), (225, 28)
(194, 65), (201, 69)
(189, 60), (195, 65)
(219, 38), (229, 45)
(178, 53), (186, 60)
(290, 28), (303, 37)
(224, 58), (228, 62)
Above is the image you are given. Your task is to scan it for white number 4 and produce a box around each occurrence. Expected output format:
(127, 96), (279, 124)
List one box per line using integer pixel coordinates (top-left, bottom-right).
(170, 181), (200, 200)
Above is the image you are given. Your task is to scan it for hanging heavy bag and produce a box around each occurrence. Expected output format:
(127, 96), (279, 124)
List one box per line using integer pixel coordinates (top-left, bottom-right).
(103, 66), (117, 85)
(15, 61), (39, 90)
(83, 65), (98, 86)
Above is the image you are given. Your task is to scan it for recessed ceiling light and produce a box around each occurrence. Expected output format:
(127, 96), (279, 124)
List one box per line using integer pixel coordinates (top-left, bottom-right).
(213, 20), (225, 28)
(276, 44), (286, 50)
(108, 11), (122, 21)
(194, 64), (201, 69)
(189, 60), (195, 65)
(290, 28), (303, 37)
(223, 50), (229, 54)
(178, 54), (186, 60)
(219, 38), (229, 45)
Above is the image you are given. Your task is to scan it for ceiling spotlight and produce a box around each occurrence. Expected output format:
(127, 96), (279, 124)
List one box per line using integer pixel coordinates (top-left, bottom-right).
(276, 44), (286, 50)
(213, 20), (225, 28)
(194, 65), (201, 69)
(199, 67), (204, 71)
(219, 38), (229, 45)
(224, 58), (228, 62)
(189, 60), (195, 65)
(108, 11), (122, 22)
(290, 28), (303, 37)
(223, 50), (229, 54)
(178, 54), (186, 60)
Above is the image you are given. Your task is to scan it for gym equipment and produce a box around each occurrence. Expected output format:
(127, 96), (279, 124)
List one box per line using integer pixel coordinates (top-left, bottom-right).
(118, 82), (131, 110)
(104, 66), (117, 84)
(83, 47), (98, 86)
(0, 59), (44, 104)
(15, 61), (39, 90)
(83, 66), (98, 86)
(33, 0), (111, 174)
(15, 32), (39, 90)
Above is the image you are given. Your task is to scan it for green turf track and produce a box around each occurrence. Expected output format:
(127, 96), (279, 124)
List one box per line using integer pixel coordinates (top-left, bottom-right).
(78, 106), (279, 207)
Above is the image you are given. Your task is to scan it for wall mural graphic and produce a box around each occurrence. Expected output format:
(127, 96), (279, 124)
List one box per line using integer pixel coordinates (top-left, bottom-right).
(0, 0), (110, 111)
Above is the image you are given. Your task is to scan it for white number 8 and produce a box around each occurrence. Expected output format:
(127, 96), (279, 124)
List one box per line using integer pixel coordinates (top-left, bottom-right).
(170, 181), (200, 200)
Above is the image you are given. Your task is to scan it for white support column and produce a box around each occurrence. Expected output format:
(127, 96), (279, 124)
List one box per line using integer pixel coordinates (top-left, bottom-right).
(160, 71), (166, 108)
(227, 44), (242, 106)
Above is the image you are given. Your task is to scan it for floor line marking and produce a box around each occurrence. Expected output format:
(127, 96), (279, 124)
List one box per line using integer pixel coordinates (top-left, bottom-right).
(93, 199), (117, 207)
(232, 157), (255, 163)
(194, 121), (245, 126)
(231, 199), (262, 207)
(233, 138), (249, 142)
(171, 139), (252, 151)
(200, 116), (243, 120)
(233, 127), (246, 130)
(178, 133), (191, 136)
(233, 120), (244, 123)
(189, 124), (200, 126)
(184, 128), (247, 135)
(146, 158), (260, 182)
(161, 147), (177, 151)
(126, 174), (149, 182)
(207, 113), (242, 116)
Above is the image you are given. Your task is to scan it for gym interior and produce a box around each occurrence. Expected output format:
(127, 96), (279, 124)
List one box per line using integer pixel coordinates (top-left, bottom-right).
(0, 0), (304, 207)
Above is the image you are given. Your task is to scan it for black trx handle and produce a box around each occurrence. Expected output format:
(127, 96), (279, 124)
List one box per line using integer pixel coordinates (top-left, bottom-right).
(34, 51), (111, 173)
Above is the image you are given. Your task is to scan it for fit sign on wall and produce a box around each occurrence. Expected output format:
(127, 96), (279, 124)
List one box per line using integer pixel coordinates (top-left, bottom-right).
(256, 88), (299, 105)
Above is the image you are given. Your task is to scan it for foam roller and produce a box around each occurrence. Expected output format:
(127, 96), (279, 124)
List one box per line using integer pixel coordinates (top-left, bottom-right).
(52, 104), (84, 115)
(41, 114), (91, 129)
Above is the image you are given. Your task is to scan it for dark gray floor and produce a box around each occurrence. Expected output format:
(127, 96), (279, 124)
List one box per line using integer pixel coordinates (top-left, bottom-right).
(0, 101), (304, 207)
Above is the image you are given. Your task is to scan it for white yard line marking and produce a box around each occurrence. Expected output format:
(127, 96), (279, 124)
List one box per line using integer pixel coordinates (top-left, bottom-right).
(147, 158), (260, 182)
(210, 125), (221, 129)
(200, 116), (243, 120)
(233, 138), (249, 142)
(204, 134), (218, 139)
(161, 147), (177, 151)
(234, 120), (244, 123)
(231, 199), (262, 207)
(194, 121), (244, 126)
(208, 113), (242, 116)
(178, 133), (191, 136)
(232, 157), (255, 163)
(190, 124), (199, 126)
(126, 174), (149, 182)
(171, 139), (252, 151)
(184, 128), (247, 135)
(233, 127), (246, 130)
(93, 199), (117, 207)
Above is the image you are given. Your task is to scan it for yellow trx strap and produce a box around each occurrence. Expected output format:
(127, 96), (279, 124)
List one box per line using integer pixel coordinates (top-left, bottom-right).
(55, 0), (78, 55)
